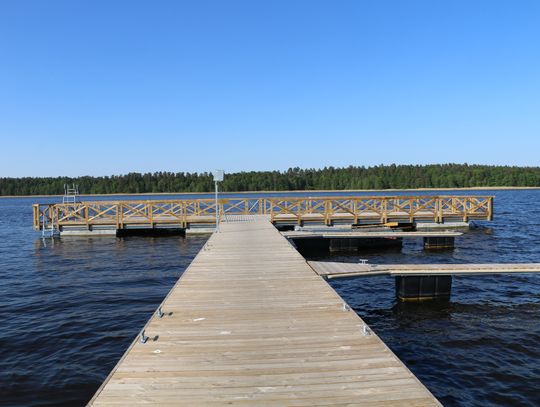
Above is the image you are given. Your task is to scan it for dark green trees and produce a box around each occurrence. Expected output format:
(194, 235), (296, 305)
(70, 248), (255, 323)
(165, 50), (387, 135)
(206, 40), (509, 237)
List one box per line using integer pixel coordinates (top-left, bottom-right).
(1, 164), (539, 196)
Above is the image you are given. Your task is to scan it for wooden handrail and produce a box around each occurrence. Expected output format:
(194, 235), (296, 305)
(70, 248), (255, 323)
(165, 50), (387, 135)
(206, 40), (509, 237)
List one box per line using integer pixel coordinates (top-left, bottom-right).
(32, 195), (494, 230)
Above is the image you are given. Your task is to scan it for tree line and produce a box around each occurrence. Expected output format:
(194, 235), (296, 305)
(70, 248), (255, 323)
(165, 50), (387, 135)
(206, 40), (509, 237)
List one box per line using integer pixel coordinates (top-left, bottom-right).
(1, 164), (539, 196)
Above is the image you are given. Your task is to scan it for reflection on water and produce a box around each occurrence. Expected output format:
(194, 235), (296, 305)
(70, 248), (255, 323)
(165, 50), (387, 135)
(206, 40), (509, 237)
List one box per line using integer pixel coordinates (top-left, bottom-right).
(1, 190), (540, 406)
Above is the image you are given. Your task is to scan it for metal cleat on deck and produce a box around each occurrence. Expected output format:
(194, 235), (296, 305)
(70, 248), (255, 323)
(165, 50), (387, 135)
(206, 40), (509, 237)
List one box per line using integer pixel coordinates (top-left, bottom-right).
(362, 324), (371, 336)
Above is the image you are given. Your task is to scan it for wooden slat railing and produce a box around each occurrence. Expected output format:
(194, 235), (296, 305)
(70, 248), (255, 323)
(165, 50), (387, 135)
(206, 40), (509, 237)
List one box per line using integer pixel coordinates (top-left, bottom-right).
(32, 195), (494, 230)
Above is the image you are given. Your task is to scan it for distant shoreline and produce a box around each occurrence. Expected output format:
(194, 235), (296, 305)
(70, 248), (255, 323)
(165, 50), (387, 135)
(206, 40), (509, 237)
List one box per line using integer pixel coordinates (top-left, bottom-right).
(2, 186), (539, 198)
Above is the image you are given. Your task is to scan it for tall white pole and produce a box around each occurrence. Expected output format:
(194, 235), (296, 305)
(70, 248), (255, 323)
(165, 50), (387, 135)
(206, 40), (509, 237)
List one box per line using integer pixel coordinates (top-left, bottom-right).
(215, 180), (219, 232)
(212, 170), (224, 233)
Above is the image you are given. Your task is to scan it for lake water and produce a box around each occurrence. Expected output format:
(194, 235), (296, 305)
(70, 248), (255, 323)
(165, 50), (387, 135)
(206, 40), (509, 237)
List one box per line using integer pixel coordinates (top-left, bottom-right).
(1, 190), (539, 406)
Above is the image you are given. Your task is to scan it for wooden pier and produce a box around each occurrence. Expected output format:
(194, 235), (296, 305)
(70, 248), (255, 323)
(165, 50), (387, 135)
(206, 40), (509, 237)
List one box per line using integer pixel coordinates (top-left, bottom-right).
(33, 195), (493, 235)
(283, 230), (464, 252)
(309, 262), (540, 279)
(308, 261), (540, 301)
(89, 216), (441, 406)
(282, 230), (463, 239)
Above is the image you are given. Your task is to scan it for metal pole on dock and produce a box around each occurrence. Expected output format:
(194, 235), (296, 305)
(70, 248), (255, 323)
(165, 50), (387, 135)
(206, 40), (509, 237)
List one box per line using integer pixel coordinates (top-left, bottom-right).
(215, 180), (219, 231)
(212, 170), (224, 232)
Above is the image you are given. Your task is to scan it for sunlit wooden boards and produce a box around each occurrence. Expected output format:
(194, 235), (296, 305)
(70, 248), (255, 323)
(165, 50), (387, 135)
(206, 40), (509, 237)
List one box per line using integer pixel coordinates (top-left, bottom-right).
(309, 261), (540, 279)
(89, 216), (441, 406)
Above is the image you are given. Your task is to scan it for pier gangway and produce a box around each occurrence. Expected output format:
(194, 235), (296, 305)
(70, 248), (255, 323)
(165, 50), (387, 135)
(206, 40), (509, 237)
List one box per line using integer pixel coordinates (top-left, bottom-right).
(88, 216), (441, 406)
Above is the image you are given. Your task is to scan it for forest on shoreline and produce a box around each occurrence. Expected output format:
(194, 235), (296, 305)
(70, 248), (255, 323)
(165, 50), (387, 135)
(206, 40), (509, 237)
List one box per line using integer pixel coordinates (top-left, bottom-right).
(1, 164), (539, 196)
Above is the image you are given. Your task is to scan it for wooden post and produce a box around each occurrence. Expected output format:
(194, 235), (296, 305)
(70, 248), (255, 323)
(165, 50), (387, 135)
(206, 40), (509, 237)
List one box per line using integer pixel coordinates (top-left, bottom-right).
(53, 206), (59, 230)
(32, 204), (40, 230)
(325, 200), (331, 226)
(488, 197), (494, 221)
(118, 203), (123, 229)
(439, 198), (444, 223)
(182, 201), (187, 228)
(381, 199), (388, 224)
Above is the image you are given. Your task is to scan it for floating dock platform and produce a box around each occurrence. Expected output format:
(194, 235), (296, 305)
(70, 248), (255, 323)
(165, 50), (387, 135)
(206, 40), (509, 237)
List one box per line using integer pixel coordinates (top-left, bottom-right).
(283, 229), (463, 251)
(33, 195), (493, 236)
(309, 262), (540, 279)
(309, 261), (540, 301)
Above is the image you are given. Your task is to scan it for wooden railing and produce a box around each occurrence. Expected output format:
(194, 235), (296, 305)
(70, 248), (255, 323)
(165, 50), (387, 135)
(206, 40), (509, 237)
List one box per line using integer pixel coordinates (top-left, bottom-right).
(32, 195), (494, 230)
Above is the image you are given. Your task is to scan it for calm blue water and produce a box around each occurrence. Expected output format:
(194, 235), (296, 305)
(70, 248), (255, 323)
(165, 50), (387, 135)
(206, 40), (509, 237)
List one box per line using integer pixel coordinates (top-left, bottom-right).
(1, 190), (539, 406)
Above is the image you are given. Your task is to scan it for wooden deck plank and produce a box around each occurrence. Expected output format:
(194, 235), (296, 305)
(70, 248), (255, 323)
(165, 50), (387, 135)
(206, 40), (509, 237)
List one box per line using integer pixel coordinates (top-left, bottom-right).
(282, 231), (462, 239)
(89, 217), (440, 406)
(309, 261), (540, 278)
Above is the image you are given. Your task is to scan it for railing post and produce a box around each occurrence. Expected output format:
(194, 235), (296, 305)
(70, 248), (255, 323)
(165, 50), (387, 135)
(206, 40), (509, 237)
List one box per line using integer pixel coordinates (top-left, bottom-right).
(487, 196), (493, 221)
(185, 200), (190, 227)
(32, 204), (39, 230)
(325, 200), (331, 226)
(219, 199), (224, 223)
(53, 205), (58, 231)
(119, 203), (123, 229)
(297, 199), (302, 226)
(381, 198), (388, 224)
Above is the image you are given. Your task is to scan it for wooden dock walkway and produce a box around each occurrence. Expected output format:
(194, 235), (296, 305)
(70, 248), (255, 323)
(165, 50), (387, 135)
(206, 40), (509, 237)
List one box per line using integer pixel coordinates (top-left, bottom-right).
(89, 216), (440, 406)
(282, 230), (463, 239)
(310, 261), (540, 279)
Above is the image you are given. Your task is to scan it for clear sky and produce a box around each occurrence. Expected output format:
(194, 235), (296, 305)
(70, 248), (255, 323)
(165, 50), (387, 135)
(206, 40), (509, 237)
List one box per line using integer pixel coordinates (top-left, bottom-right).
(1, 1), (539, 177)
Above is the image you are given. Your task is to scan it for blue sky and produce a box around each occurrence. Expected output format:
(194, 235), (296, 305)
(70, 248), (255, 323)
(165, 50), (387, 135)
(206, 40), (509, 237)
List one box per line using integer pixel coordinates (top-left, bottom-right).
(1, 1), (539, 176)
